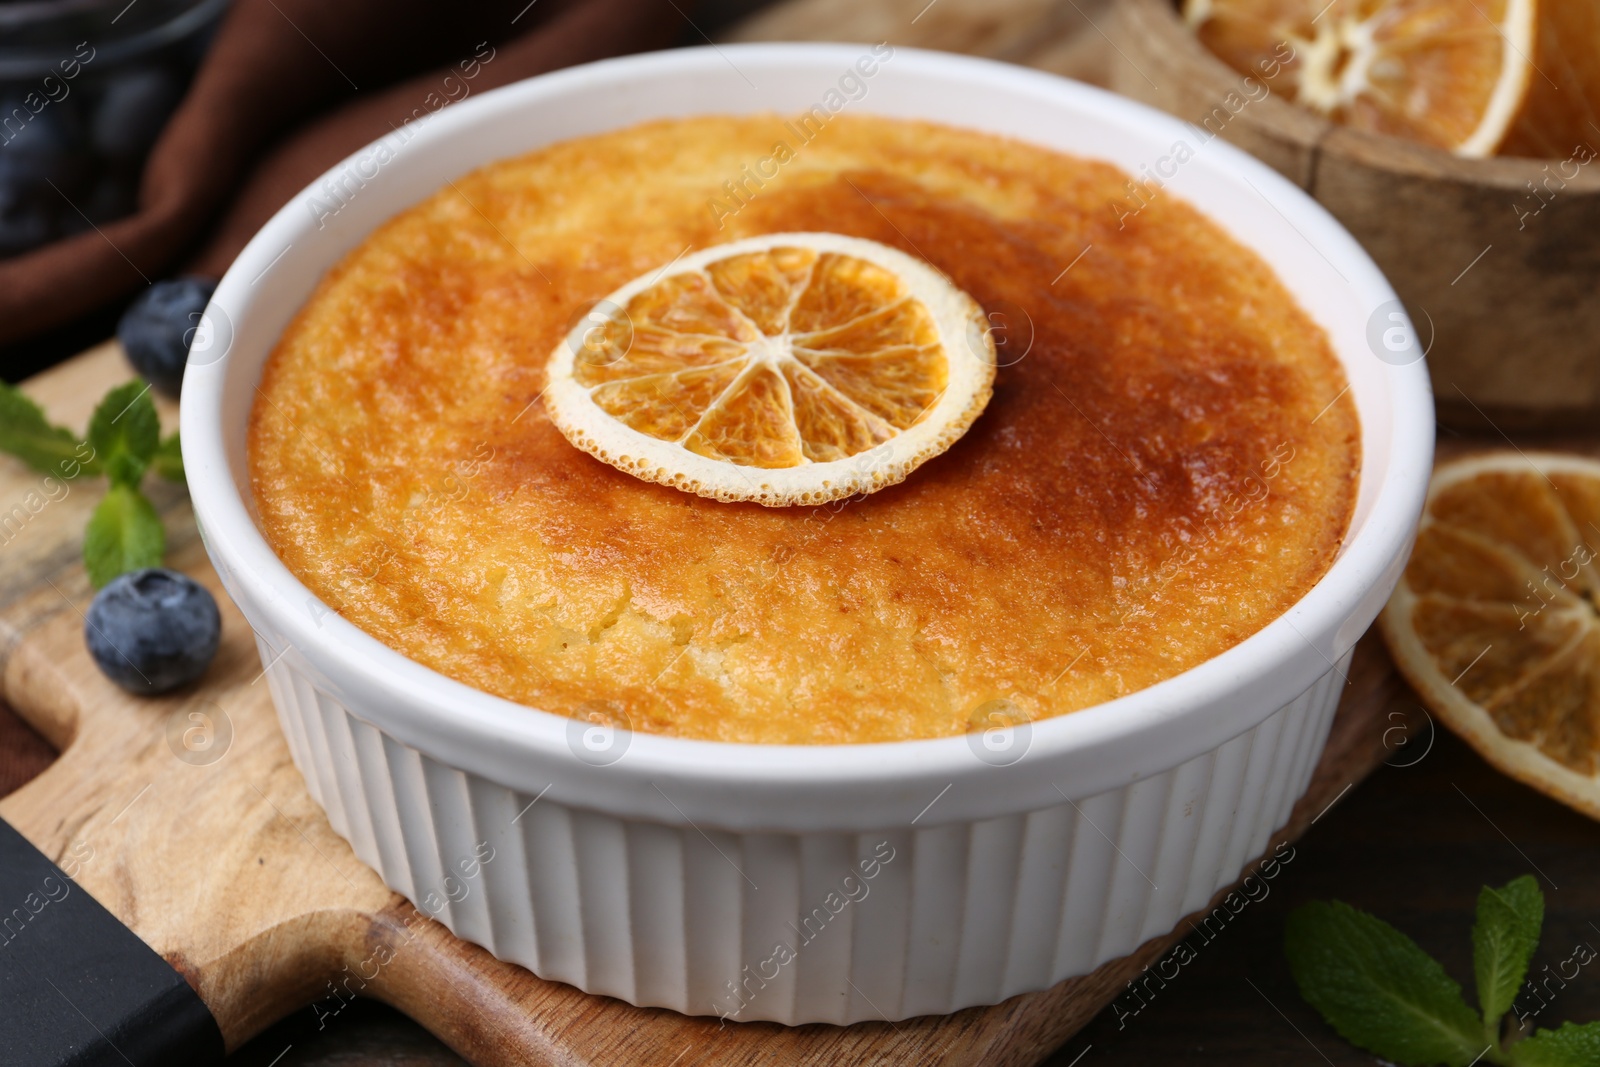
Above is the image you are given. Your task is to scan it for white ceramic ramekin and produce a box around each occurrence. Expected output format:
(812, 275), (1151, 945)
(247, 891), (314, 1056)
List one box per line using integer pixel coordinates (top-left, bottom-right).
(182, 45), (1434, 1025)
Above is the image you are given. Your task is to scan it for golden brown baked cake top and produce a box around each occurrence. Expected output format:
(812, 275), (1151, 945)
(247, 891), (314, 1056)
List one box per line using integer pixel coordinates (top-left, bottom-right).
(248, 113), (1360, 745)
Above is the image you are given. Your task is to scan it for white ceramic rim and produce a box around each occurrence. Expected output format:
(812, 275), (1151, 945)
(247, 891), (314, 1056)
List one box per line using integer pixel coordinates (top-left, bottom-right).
(181, 44), (1435, 832)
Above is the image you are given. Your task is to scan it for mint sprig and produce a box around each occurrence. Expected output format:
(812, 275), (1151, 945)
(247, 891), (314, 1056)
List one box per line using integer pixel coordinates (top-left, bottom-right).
(1287, 874), (1599, 1066)
(0, 378), (183, 587)
(1287, 900), (1484, 1065)
(0, 383), (100, 477)
(88, 381), (160, 488)
(152, 432), (184, 482)
(1511, 1021), (1600, 1065)
(1475, 875), (1545, 1042)
(85, 484), (166, 587)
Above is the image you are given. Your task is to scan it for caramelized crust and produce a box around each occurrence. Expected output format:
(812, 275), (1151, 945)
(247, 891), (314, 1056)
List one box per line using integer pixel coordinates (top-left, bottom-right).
(248, 114), (1360, 744)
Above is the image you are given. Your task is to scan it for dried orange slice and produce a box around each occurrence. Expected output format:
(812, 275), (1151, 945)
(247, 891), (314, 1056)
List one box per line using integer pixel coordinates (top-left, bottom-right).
(543, 233), (995, 506)
(1184, 0), (1538, 157)
(1380, 452), (1600, 820)
(1504, 0), (1600, 157)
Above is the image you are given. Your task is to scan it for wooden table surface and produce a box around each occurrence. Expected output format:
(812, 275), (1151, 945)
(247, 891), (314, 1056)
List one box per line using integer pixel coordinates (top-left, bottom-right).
(3, 0), (1598, 1063)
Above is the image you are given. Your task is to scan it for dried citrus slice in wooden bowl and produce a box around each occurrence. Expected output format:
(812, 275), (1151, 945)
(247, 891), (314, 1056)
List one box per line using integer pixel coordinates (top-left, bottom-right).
(543, 233), (995, 506)
(1184, 0), (1539, 156)
(1380, 451), (1600, 820)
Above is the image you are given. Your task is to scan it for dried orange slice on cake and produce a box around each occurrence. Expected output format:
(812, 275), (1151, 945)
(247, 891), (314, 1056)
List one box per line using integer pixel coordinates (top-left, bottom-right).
(1184, 0), (1540, 157)
(1380, 452), (1600, 820)
(543, 233), (995, 506)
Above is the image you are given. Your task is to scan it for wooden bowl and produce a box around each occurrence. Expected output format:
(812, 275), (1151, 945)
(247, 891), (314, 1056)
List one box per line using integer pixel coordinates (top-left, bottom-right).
(1107, 0), (1600, 431)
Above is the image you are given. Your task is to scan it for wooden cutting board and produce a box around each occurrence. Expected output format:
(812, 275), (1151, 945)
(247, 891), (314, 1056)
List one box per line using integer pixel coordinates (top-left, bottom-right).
(0, 342), (1414, 1065)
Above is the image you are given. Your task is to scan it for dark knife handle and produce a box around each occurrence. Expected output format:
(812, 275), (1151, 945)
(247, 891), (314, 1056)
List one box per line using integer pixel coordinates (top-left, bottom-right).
(0, 817), (225, 1067)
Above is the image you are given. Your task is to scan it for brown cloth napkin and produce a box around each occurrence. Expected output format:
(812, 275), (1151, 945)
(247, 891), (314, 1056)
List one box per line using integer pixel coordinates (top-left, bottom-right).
(0, 0), (686, 348)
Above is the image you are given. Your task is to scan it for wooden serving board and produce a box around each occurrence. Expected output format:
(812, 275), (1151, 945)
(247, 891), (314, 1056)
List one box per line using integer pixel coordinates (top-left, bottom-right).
(0, 343), (1415, 1065)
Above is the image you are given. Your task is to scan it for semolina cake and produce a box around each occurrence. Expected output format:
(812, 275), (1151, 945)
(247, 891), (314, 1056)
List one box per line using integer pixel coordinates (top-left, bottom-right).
(248, 113), (1360, 745)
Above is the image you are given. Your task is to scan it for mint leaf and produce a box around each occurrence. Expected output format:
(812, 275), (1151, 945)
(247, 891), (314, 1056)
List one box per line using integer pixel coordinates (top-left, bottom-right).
(1474, 875), (1544, 1035)
(1509, 1021), (1600, 1066)
(0, 380), (98, 478)
(87, 382), (159, 487)
(152, 432), (184, 483)
(84, 485), (164, 588)
(1287, 900), (1485, 1066)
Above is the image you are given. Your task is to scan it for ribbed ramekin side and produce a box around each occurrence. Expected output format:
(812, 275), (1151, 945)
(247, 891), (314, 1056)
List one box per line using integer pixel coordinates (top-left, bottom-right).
(261, 654), (1347, 1024)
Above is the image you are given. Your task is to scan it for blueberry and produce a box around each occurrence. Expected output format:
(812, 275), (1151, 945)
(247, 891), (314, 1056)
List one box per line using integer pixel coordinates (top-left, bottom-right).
(0, 97), (84, 185)
(91, 67), (182, 160)
(85, 568), (221, 695)
(0, 101), (78, 256)
(117, 276), (217, 397)
(0, 172), (54, 257)
(1, 95), (68, 155)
